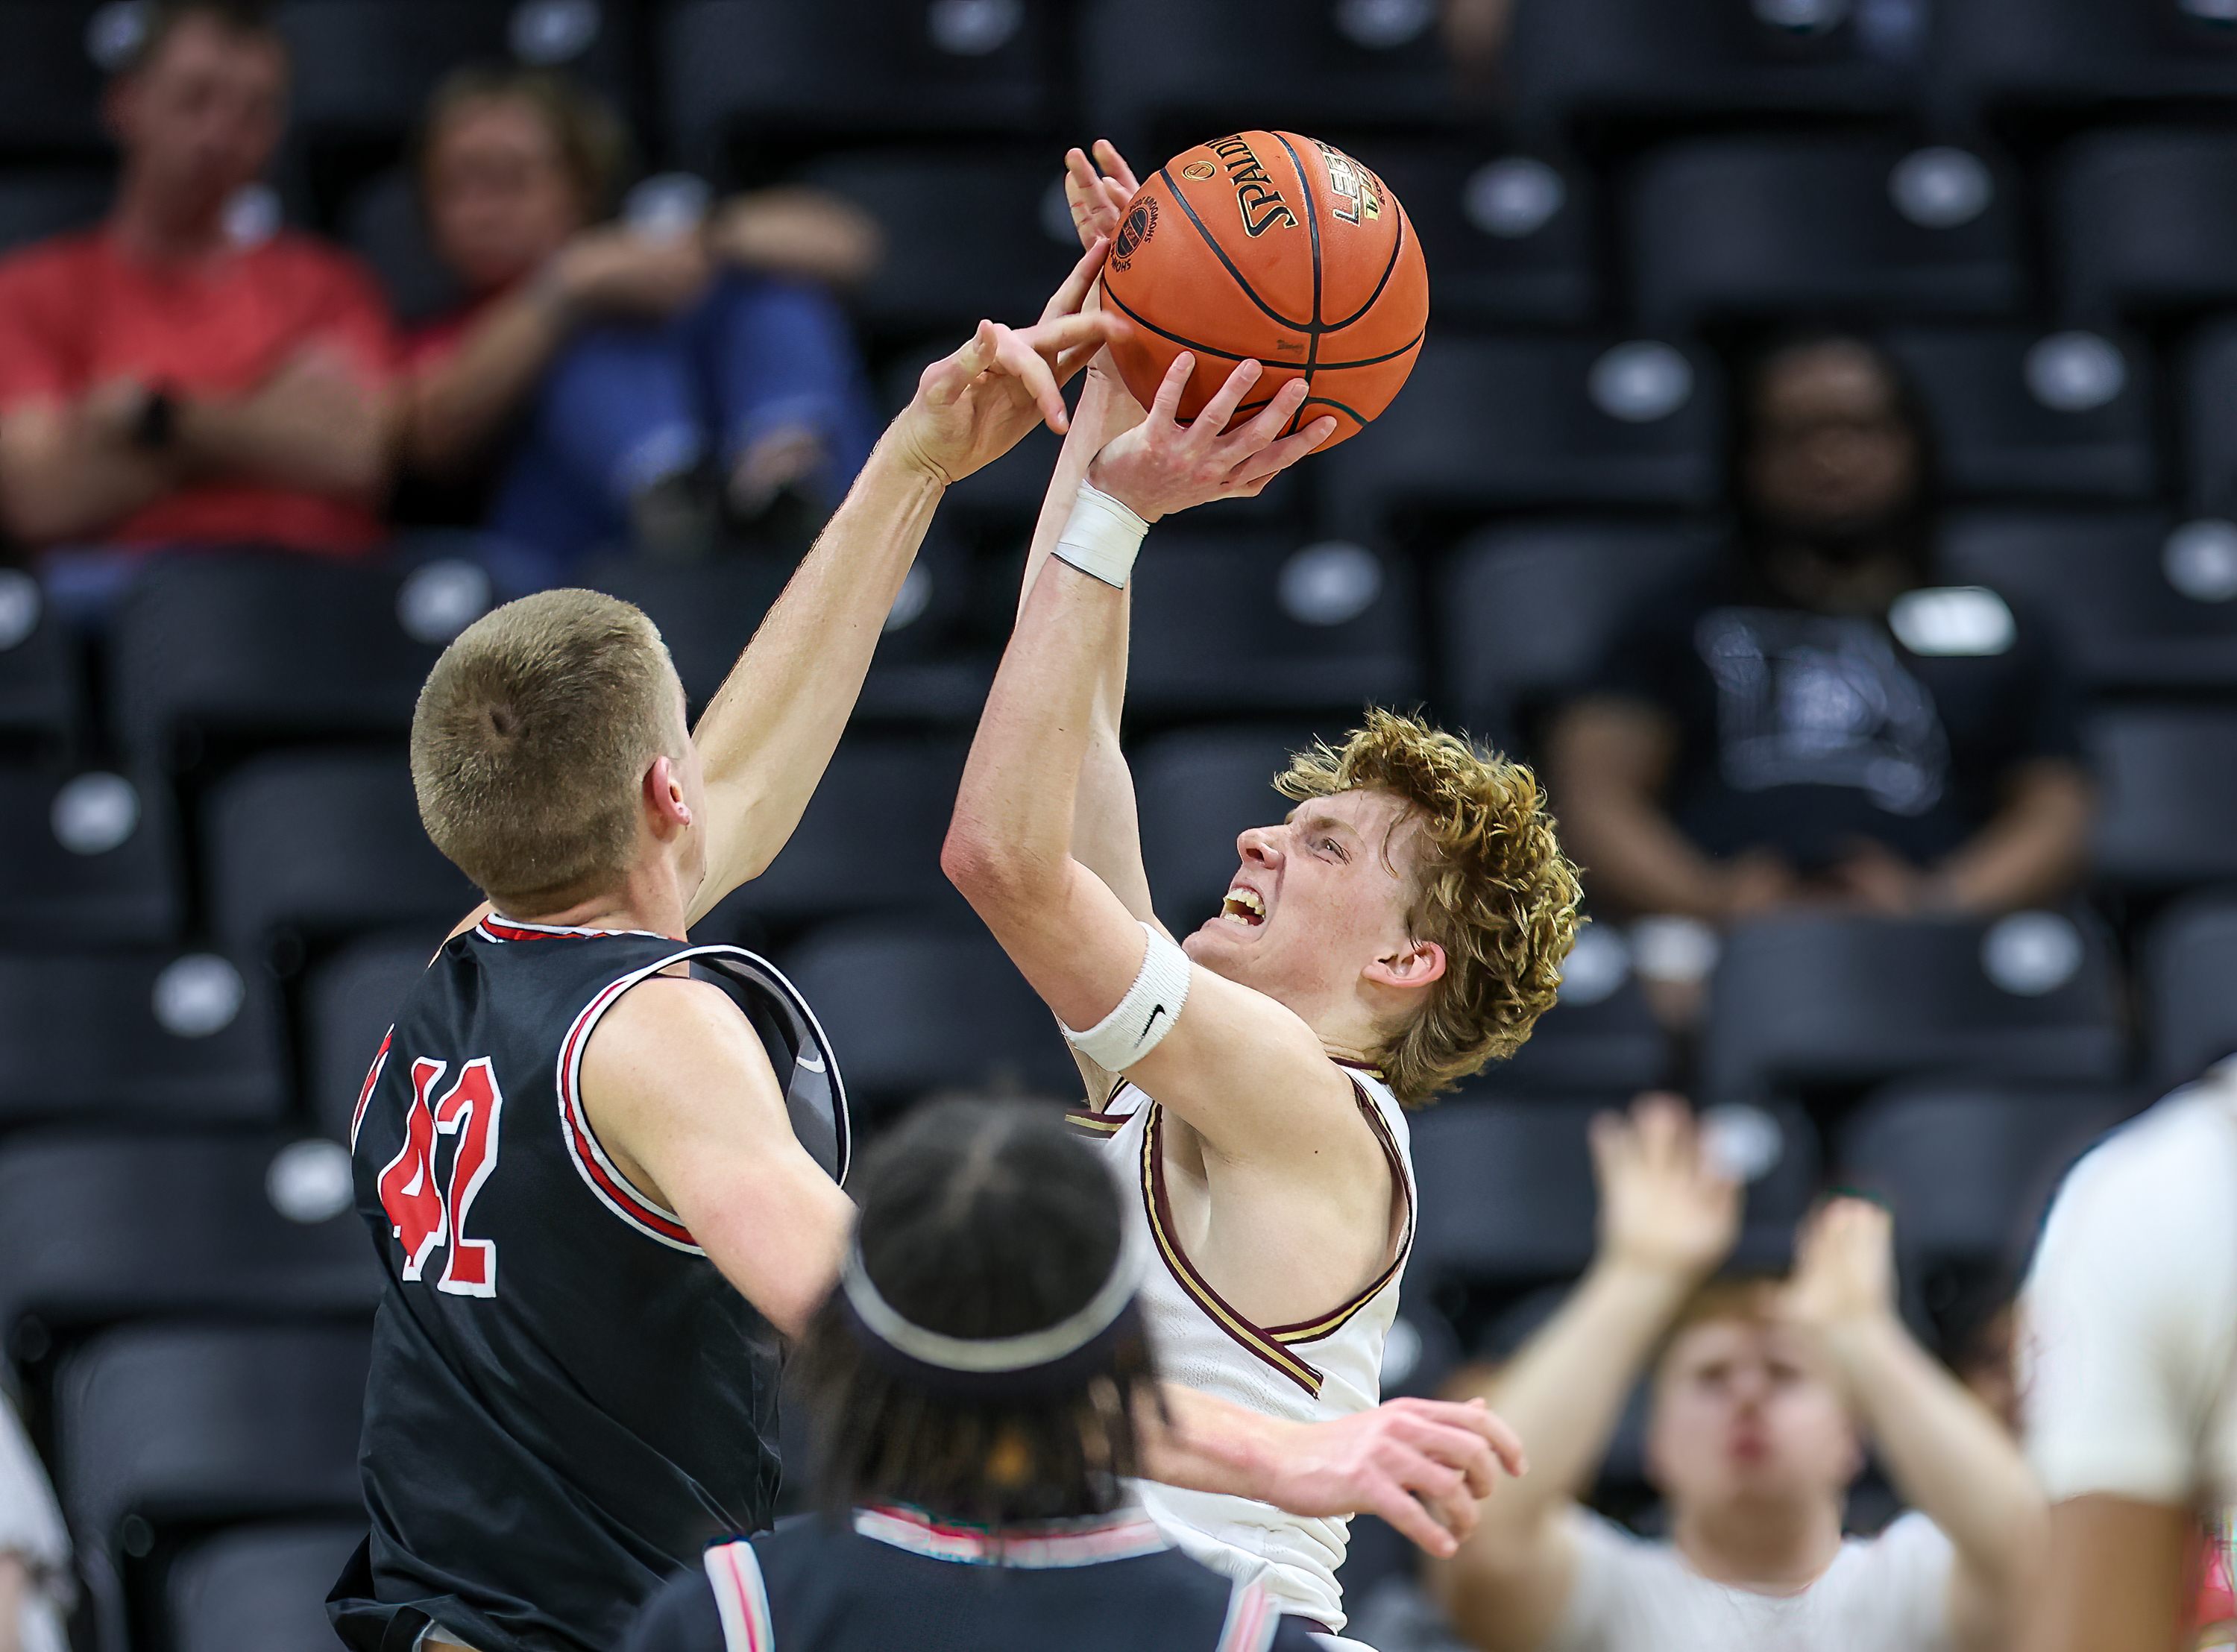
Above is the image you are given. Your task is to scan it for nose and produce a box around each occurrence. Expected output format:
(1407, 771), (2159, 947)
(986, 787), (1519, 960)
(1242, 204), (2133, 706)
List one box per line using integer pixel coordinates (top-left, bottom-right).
(1236, 825), (1281, 867)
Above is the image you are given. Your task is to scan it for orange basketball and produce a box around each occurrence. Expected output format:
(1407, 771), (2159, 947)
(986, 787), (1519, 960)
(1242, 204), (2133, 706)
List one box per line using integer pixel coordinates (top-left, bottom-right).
(1098, 131), (1429, 448)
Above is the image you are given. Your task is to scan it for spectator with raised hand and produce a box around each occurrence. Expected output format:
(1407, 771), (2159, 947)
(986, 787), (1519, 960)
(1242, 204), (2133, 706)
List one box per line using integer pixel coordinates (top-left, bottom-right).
(400, 67), (882, 573)
(0, 0), (396, 609)
(1429, 1094), (2042, 1652)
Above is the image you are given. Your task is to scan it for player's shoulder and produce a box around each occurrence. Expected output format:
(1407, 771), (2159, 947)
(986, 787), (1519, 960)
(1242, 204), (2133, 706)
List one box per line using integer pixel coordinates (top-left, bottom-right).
(2050, 1078), (2237, 1254)
(622, 1553), (730, 1652)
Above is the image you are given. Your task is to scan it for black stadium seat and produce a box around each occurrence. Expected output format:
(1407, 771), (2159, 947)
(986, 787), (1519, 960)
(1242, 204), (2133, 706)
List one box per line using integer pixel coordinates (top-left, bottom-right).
(1437, 519), (1720, 743)
(1480, 924), (1673, 1097)
(778, 918), (1077, 1115)
(2179, 315), (2237, 517)
(1504, 0), (1922, 149)
(202, 750), (476, 952)
(1936, 509), (2237, 694)
(0, 167), (109, 255)
(110, 556), (482, 770)
(2144, 891), (2237, 1088)
(0, 4), (113, 160)
(0, 1130), (379, 1349)
(1838, 1080), (2133, 1338)
(1129, 723), (1323, 934)
(0, 950), (285, 1132)
(2049, 128), (2237, 321)
(0, 571), (81, 748)
(0, 764), (180, 947)
(169, 1521), (368, 1652)
(2088, 707), (2237, 893)
(1627, 135), (2024, 327)
(1928, 0), (2237, 132)
(1082, 0), (1464, 162)
(303, 930), (434, 1143)
(1409, 1094), (1819, 1290)
(55, 1323), (371, 1652)
(1884, 325), (2159, 502)
(1321, 334), (1725, 538)
(277, 0), (632, 139)
(659, 0), (1053, 175)
(1124, 532), (1423, 722)
(796, 148), (1079, 342)
(583, 558), (793, 711)
(1351, 142), (1600, 330)
(693, 737), (969, 942)
(1700, 914), (2124, 1106)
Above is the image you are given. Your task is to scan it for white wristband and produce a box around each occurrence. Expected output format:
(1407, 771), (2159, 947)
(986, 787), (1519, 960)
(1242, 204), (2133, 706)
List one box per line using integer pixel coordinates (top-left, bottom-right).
(1052, 481), (1149, 589)
(1060, 921), (1191, 1071)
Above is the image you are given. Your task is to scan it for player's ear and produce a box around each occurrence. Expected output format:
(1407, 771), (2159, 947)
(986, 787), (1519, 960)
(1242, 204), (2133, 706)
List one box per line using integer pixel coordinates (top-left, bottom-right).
(1365, 938), (1445, 992)
(644, 755), (691, 830)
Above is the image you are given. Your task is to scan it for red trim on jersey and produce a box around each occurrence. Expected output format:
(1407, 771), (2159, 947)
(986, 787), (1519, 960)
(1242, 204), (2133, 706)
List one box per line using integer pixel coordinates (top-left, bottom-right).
(348, 1027), (391, 1152)
(852, 1504), (1169, 1568)
(703, 1540), (774, 1652)
(1216, 1580), (1280, 1652)
(476, 917), (670, 944)
(556, 968), (699, 1249)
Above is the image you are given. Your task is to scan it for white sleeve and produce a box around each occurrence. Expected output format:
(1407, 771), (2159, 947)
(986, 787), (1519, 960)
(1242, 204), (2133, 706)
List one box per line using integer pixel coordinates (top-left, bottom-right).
(0, 1394), (67, 1572)
(2021, 1093), (2237, 1505)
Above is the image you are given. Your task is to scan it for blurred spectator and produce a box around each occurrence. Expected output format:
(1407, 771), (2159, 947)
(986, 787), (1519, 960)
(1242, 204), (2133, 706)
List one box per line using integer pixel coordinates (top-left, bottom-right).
(0, 0), (395, 611)
(403, 68), (882, 576)
(0, 1392), (68, 1652)
(1429, 1095), (2042, 1652)
(1547, 335), (2092, 930)
(2019, 1057), (2237, 1652)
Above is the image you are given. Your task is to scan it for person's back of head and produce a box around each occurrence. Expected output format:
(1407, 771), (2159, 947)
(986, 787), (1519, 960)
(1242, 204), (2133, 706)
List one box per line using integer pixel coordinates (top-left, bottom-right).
(794, 1099), (1154, 1528)
(411, 588), (690, 915)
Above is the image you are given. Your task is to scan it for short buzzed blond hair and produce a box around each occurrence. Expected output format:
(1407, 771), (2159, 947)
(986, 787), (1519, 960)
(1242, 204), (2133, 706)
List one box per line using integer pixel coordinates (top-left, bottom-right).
(410, 590), (687, 912)
(1277, 709), (1582, 1106)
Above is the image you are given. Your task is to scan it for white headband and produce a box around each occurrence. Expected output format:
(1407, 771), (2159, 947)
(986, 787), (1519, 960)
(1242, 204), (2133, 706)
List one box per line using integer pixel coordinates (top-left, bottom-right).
(840, 1232), (1145, 1375)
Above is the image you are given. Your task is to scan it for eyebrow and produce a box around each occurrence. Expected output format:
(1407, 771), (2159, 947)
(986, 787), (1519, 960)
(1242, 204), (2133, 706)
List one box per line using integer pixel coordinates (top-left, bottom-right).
(1284, 807), (1360, 840)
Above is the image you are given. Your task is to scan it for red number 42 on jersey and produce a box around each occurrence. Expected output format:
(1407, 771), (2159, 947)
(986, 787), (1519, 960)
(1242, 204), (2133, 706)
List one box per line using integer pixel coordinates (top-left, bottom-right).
(363, 1036), (506, 1298)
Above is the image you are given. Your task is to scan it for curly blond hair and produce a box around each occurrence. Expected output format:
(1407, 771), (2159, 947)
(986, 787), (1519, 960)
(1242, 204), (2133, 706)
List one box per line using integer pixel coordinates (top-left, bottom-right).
(1276, 708), (1582, 1106)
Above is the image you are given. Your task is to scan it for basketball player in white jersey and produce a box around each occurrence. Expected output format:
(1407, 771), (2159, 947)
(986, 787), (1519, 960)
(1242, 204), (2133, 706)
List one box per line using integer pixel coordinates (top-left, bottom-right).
(2020, 1056), (2237, 1651)
(943, 146), (1582, 1645)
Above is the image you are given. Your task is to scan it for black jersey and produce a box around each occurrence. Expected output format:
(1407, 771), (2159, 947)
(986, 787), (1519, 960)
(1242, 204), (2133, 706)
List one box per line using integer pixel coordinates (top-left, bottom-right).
(623, 1506), (1324, 1652)
(329, 915), (849, 1652)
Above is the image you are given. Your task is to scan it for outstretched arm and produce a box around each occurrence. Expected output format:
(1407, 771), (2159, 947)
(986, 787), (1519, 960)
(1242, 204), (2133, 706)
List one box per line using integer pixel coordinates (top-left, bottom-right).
(1784, 1199), (2045, 1652)
(1431, 1097), (1740, 1652)
(684, 243), (1117, 924)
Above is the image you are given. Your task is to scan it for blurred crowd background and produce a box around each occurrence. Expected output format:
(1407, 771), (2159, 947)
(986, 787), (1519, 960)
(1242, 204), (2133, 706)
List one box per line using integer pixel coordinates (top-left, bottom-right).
(2, 0), (2237, 1648)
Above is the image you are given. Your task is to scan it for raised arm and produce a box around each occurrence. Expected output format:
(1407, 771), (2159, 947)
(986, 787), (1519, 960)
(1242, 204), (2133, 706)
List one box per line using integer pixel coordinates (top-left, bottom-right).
(943, 356), (1353, 1161)
(683, 243), (1116, 924)
(1430, 1096), (1740, 1652)
(1782, 1198), (2044, 1652)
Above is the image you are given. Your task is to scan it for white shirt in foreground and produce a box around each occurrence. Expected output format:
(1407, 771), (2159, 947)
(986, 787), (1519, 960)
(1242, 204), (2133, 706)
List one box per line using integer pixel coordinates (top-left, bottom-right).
(2021, 1062), (2237, 1518)
(0, 1392), (70, 1652)
(1540, 1508), (1956, 1652)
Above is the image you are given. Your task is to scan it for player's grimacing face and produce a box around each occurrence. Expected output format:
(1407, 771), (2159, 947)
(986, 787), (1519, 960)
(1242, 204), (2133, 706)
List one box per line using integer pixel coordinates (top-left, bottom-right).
(1182, 786), (1423, 999)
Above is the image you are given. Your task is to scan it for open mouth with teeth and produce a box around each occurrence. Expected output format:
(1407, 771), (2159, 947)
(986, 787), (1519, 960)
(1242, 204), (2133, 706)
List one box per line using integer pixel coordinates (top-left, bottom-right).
(1220, 887), (1266, 927)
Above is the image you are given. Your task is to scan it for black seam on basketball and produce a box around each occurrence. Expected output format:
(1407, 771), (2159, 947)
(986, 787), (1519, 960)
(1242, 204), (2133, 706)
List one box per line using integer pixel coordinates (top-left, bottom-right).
(1155, 161), (1317, 335)
(1325, 202), (1411, 333)
(1300, 394), (1371, 423)
(1273, 132), (1325, 437)
(1310, 329), (1426, 371)
(1101, 282), (1261, 361)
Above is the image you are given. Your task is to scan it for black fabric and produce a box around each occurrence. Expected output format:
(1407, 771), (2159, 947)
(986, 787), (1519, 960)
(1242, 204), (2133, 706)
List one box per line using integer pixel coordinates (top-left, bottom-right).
(330, 925), (832, 1652)
(623, 1515), (1325, 1652)
(1585, 564), (2083, 873)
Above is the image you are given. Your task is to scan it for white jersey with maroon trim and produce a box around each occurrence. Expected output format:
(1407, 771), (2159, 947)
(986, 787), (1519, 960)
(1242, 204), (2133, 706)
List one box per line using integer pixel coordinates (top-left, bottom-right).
(1069, 1064), (1416, 1632)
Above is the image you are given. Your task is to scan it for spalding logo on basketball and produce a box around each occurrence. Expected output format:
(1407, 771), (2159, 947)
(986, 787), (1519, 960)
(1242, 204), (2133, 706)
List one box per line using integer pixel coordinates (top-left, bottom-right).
(1098, 130), (1429, 448)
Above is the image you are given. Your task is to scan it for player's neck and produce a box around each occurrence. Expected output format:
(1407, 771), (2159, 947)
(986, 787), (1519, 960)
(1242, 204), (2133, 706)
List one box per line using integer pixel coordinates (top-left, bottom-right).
(502, 867), (690, 942)
(1671, 1494), (1844, 1593)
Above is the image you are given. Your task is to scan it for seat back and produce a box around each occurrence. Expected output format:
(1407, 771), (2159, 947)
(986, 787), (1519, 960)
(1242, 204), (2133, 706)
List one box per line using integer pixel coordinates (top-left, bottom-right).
(1702, 913), (2124, 1104)
(0, 950), (283, 1132)
(2050, 128), (2237, 321)
(0, 766), (180, 947)
(0, 5), (112, 160)
(169, 1520), (368, 1652)
(1130, 723), (1325, 933)
(2089, 707), (2237, 892)
(2145, 891), (2237, 1088)
(303, 930), (436, 1143)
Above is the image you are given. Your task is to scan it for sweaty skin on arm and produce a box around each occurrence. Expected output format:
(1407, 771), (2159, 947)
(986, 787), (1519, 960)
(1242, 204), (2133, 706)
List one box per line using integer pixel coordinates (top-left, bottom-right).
(2031, 1497), (2189, 1652)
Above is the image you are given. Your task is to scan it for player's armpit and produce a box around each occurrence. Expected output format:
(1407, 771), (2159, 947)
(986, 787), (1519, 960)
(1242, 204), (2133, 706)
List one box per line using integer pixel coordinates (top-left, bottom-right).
(578, 974), (854, 1339)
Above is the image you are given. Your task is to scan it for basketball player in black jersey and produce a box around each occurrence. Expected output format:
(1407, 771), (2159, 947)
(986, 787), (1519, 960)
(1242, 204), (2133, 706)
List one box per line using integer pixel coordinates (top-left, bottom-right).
(333, 243), (1519, 1652)
(626, 1100), (1322, 1652)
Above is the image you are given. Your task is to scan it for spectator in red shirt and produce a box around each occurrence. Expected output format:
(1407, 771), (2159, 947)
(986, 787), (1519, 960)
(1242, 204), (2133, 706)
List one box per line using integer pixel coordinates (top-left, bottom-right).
(401, 68), (881, 576)
(0, 0), (395, 605)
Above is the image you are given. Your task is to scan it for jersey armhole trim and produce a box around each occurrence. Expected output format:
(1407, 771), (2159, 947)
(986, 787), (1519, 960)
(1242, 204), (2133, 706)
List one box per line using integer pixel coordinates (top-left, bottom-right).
(1216, 1580), (1280, 1652)
(1266, 1076), (1415, 1346)
(556, 945), (757, 1254)
(704, 1539), (775, 1652)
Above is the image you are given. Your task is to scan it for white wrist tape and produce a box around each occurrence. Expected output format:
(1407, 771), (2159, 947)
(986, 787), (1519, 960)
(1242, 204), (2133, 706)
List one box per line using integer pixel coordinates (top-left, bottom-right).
(1051, 481), (1149, 589)
(1060, 921), (1191, 1071)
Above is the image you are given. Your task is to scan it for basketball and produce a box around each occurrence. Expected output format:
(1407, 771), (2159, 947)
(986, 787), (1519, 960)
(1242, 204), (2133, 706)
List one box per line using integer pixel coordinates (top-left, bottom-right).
(1098, 130), (1429, 448)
